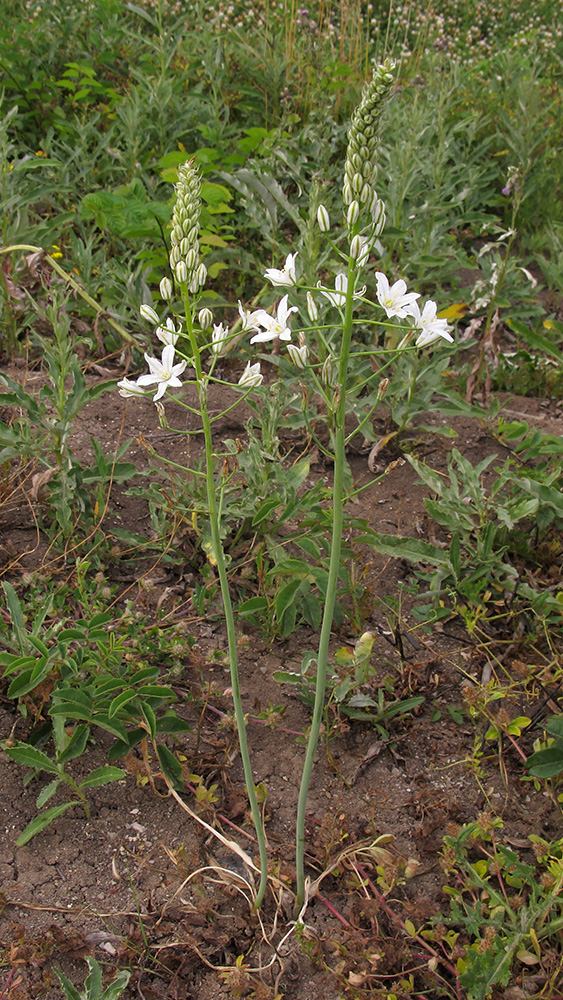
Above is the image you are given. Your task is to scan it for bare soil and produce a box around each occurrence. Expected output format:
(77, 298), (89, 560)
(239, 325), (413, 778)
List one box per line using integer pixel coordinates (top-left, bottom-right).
(1, 374), (562, 1000)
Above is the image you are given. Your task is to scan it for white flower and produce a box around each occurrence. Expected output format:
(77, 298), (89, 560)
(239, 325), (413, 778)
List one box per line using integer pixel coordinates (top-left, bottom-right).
(287, 342), (308, 368)
(117, 377), (146, 398)
(211, 322), (230, 356)
(375, 272), (420, 319)
(264, 252), (298, 287)
(238, 301), (259, 333)
(156, 317), (180, 347)
(317, 273), (366, 308)
(410, 300), (454, 348)
(238, 361), (263, 388)
(140, 304), (160, 325)
(249, 295), (298, 344)
(137, 344), (187, 401)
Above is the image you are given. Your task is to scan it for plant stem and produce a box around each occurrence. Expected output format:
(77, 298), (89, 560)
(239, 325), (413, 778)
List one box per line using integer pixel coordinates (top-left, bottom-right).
(294, 258), (355, 914)
(184, 294), (269, 908)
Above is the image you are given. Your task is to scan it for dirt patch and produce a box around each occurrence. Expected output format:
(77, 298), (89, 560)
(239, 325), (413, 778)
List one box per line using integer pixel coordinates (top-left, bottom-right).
(0, 378), (562, 998)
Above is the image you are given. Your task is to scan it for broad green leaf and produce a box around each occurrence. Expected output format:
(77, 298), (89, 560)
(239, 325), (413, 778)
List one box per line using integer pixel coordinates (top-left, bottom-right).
(136, 685), (175, 700)
(156, 744), (183, 790)
(546, 717), (563, 739)
(16, 802), (75, 845)
(108, 689), (137, 717)
(360, 531), (449, 568)
(275, 579), (302, 622)
(526, 744), (563, 778)
(100, 970), (131, 999)
(84, 956), (103, 1000)
(58, 724), (90, 763)
(5, 744), (60, 774)
(79, 766), (125, 789)
(55, 968), (82, 1000)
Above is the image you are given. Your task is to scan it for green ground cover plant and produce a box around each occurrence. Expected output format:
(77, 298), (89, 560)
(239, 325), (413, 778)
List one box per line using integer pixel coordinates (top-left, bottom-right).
(0, 1), (563, 997)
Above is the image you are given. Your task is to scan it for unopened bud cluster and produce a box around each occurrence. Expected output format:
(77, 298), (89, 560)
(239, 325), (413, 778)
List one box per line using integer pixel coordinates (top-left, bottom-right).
(343, 60), (394, 249)
(169, 159), (207, 293)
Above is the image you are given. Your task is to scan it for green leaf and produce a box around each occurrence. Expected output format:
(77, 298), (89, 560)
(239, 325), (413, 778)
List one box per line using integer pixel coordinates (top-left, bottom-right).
(141, 702), (156, 741)
(360, 531), (449, 567)
(546, 716), (563, 739)
(155, 712), (191, 734)
(5, 744), (60, 774)
(136, 684), (175, 700)
(156, 744), (183, 790)
(108, 689), (137, 717)
(506, 318), (563, 363)
(252, 497), (281, 526)
(16, 802), (75, 845)
(275, 579), (302, 622)
(100, 970), (131, 1000)
(84, 956), (103, 1000)
(89, 714), (130, 741)
(2, 581), (29, 654)
(79, 766), (126, 789)
(55, 967), (82, 1000)
(58, 724), (90, 763)
(526, 744), (563, 778)
(36, 778), (62, 809)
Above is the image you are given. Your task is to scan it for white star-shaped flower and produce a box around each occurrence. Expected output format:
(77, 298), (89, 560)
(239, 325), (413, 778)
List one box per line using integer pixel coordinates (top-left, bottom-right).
(117, 377), (147, 398)
(211, 322), (230, 356)
(238, 361), (263, 388)
(409, 300), (454, 348)
(264, 252), (298, 287)
(249, 295), (298, 344)
(156, 317), (180, 346)
(317, 273), (366, 308)
(137, 344), (187, 401)
(375, 272), (420, 319)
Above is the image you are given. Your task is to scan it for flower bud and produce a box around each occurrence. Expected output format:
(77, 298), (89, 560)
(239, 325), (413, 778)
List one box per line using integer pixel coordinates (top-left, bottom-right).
(317, 204), (330, 232)
(306, 291), (318, 322)
(376, 377), (389, 402)
(198, 307), (213, 329)
(343, 183), (353, 205)
(321, 356), (336, 387)
(175, 261), (188, 284)
(140, 304), (159, 325)
(350, 235), (362, 260)
(195, 262), (207, 288)
(185, 248), (198, 271)
(287, 342), (308, 369)
(347, 200), (360, 227)
(160, 276), (173, 301)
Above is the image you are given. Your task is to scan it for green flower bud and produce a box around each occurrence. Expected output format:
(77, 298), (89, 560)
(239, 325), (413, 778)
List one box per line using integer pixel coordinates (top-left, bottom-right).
(160, 277), (173, 300)
(343, 61), (395, 227)
(317, 204), (330, 232)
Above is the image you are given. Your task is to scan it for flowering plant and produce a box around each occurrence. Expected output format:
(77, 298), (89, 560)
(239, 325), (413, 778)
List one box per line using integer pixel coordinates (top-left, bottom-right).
(116, 60), (454, 916)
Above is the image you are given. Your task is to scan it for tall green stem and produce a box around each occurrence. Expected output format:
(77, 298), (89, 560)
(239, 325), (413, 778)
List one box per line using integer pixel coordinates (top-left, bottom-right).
(184, 296), (269, 908)
(294, 259), (356, 914)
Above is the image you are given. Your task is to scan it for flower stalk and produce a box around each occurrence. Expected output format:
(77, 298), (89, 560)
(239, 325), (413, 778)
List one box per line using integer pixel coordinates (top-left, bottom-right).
(294, 255), (356, 914)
